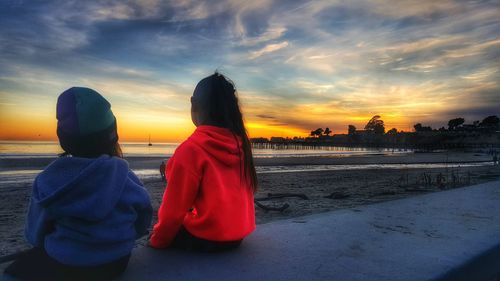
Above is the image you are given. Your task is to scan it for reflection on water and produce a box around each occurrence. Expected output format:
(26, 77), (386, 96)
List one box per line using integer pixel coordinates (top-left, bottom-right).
(132, 162), (493, 178)
(255, 162), (493, 174)
(0, 141), (410, 158)
(0, 141), (64, 157)
(0, 170), (41, 185)
(0, 141), (179, 158)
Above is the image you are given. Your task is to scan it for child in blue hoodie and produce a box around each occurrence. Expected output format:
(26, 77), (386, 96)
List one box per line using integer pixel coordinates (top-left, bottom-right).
(4, 87), (152, 281)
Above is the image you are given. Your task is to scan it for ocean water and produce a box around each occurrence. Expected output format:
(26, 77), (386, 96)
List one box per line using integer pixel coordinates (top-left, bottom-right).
(2, 141), (490, 186)
(0, 140), (412, 186)
(0, 141), (405, 158)
(0, 141), (179, 158)
(134, 162), (492, 177)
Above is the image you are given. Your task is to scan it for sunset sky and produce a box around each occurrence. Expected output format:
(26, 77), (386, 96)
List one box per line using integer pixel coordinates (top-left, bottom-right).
(0, 0), (499, 142)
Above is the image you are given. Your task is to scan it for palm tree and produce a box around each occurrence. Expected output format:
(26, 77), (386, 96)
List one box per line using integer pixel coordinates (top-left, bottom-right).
(324, 127), (332, 136)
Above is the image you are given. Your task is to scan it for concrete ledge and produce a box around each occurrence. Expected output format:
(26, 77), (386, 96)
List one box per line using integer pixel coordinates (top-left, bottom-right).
(116, 180), (500, 281)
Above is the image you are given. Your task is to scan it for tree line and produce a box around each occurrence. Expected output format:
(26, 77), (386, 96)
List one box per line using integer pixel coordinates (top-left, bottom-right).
(414, 115), (500, 132)
(307, 115), (500, 137)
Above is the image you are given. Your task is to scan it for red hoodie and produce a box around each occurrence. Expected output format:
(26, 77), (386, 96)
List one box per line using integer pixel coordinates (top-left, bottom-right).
(149, 125), (256, 248)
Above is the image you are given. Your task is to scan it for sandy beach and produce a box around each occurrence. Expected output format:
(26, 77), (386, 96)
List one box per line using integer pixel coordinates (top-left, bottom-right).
(1, 151), (499, 258)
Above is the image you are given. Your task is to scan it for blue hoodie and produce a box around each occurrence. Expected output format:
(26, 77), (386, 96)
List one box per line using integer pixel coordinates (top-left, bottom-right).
(25, 155), (152, 266)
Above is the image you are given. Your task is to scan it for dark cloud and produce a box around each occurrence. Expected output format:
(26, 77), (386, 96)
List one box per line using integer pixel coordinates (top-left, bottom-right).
(256, 114), (276, 119)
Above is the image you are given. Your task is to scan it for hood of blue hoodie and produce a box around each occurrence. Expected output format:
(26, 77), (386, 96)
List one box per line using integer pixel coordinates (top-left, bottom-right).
(33, 155), (129, 221)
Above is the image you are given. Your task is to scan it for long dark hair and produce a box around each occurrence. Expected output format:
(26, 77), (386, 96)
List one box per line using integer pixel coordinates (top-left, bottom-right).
(192, 72), (257, 192)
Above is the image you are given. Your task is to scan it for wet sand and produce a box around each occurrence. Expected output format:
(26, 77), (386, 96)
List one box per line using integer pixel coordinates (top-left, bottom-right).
(0, 151), (493, 171)
(0, 152), (499, 257)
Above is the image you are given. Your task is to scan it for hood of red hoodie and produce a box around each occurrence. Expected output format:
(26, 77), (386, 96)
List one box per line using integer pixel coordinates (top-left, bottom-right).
(189, 125), (243, 166)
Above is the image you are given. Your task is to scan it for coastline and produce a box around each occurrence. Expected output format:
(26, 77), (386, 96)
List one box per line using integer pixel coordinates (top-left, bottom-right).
(0, 151), (493, 171)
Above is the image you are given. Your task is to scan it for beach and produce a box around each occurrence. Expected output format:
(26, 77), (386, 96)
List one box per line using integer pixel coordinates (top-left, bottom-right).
(0, 151), (499, 257)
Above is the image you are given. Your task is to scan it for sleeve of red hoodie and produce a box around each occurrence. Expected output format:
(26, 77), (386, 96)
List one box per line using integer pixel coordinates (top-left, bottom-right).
(149, 146), (201, 248)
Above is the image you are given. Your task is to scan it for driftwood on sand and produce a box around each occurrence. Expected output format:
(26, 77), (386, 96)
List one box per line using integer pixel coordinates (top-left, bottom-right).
(255, 193), (309, 201)
(254, 193), (309, 212)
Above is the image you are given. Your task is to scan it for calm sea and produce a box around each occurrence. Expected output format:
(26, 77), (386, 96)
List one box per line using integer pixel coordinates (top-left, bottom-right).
(0, 141), (402, 158)
(0, 141), (491, 186)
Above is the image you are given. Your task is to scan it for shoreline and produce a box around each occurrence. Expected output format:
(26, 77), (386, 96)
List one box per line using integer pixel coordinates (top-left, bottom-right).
(0, 151), (494, 171)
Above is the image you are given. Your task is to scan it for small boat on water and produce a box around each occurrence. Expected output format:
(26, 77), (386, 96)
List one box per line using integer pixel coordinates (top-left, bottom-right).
(148, 134), (153, 146)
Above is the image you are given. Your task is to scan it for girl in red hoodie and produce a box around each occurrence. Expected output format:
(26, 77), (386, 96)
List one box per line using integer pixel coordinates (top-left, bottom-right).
(149, 73), (257, 251)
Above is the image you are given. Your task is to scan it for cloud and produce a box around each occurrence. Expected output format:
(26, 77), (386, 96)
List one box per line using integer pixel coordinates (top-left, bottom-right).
(461, 68), (498, 82)
(238, 26), (287, 46)
(256, 114), (276, 119)
(249, 41), (289, 59)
